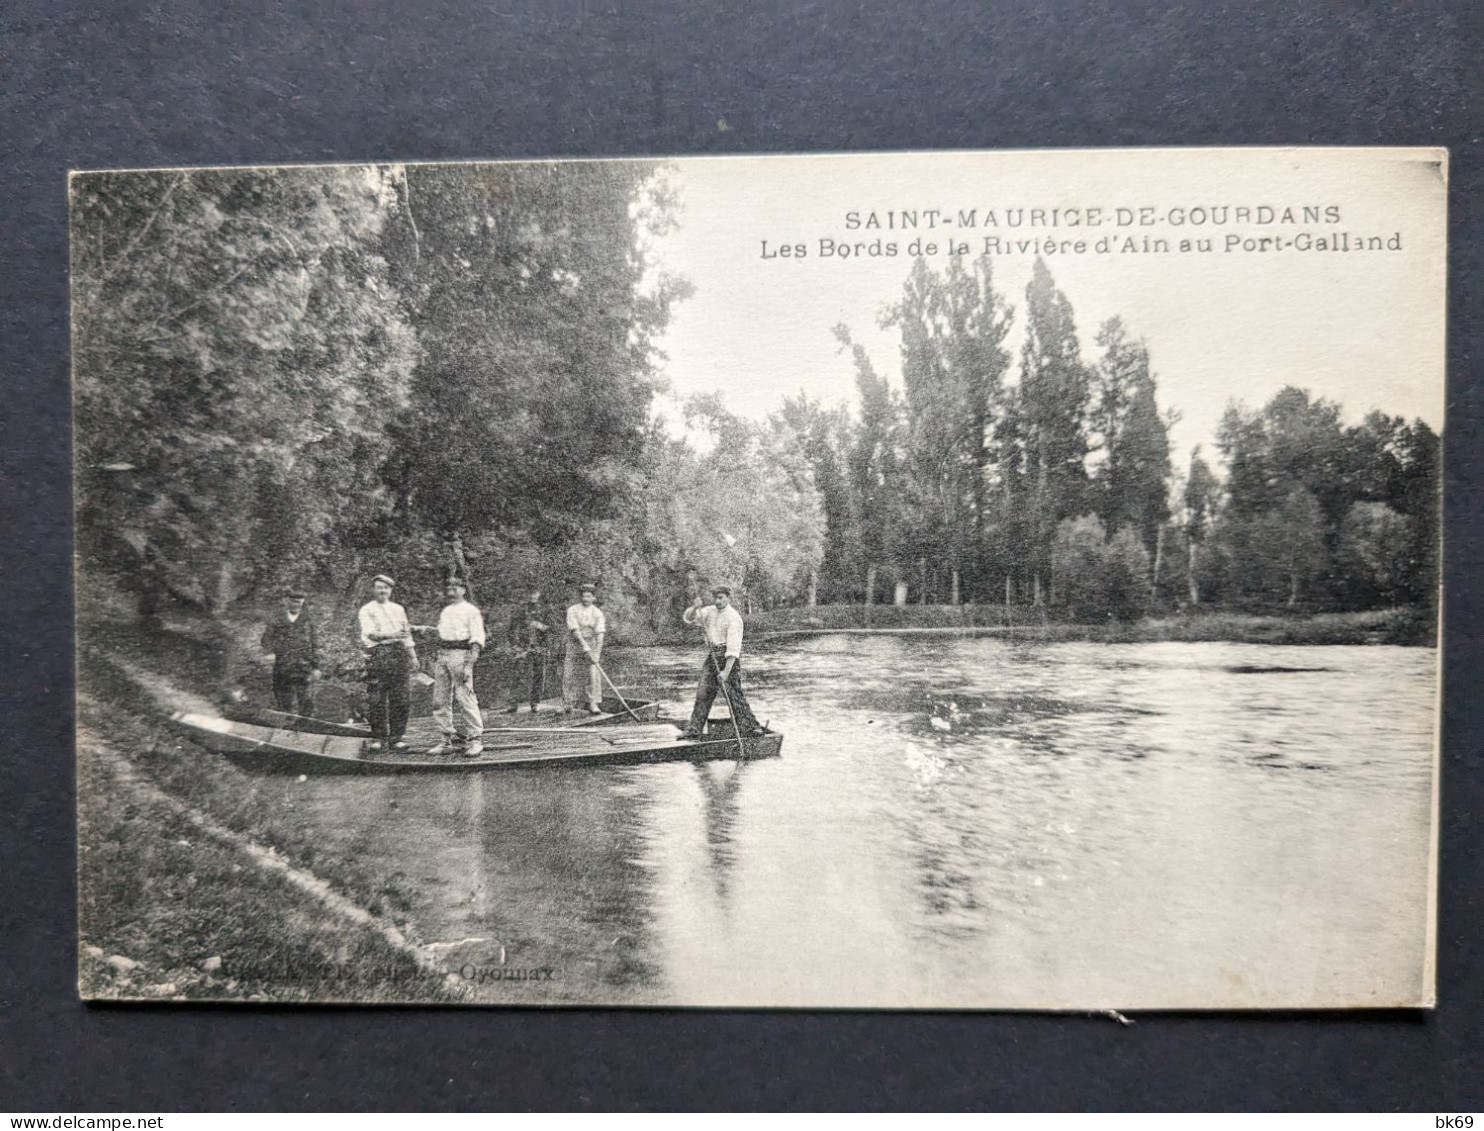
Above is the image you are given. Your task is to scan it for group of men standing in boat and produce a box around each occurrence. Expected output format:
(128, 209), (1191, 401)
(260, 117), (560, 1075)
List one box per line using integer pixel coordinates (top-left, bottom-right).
(257, 575), (765, 758)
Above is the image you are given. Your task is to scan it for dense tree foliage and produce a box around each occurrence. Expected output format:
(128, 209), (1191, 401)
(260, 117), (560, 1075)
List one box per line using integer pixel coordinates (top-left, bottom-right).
(382, 163), (688, 549)
(73, 166), (418, 614)
(1202, 394), (1440, 613)
(1053, 516), (1151, 622)
(73, 163), (702, 634)
(1005, 259), (1094, 601)
(646, 395), (826, 610)
(775, 394), (860, 604)
(74, 165), (1439, 640)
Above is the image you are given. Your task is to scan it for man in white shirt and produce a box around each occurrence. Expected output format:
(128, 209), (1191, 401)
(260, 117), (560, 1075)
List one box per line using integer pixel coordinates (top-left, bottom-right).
(426, 576), (486, 757)
(680, 586), (764, 738)
(357, 574), (418, 752)
(563, 583), (606, 714)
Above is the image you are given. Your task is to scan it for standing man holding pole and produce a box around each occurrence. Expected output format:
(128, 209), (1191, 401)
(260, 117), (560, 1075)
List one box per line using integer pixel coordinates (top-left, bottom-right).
(357, 574), (418, 753)
(681, 586), (766, 739)
(426, 575), (485, 757)
(563, 583), (606, 714)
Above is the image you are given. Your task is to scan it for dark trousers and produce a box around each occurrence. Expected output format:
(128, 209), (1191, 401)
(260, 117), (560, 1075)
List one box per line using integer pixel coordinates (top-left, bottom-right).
(685, 648), (761, 734)
(510, 650), (546, 708)
(366, 646), (411, 743)
(272, 670), (314, 717)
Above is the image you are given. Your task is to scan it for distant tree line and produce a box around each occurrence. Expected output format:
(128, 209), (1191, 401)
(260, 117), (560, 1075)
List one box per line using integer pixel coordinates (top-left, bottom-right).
(71, 165), (1438, 639)
(789, 255), (1440, 620)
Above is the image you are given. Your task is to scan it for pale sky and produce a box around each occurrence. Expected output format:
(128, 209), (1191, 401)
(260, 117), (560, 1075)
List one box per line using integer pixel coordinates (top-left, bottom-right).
(646, 149), (1446, 463)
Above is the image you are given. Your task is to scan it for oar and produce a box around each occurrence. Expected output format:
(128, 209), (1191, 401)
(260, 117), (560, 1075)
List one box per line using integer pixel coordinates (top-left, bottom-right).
(589, 656), (647, 724)
(479, 724), (673, 735)
(482, 725), (632, 735)
(691, 602), (749, 763)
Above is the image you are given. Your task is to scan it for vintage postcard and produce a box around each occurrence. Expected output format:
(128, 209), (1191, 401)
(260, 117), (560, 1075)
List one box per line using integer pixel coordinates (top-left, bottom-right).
(71, 148), (1444, 1008)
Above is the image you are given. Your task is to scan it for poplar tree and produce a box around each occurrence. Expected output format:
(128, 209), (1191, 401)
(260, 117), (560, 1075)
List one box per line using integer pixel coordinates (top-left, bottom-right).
(1089, 317), (1171, 560)
(1011, 258), (1092, 602)
(885, 255), (1013, 601)
(1182, 447), (1220, 605)
(835, 325), (909, 606)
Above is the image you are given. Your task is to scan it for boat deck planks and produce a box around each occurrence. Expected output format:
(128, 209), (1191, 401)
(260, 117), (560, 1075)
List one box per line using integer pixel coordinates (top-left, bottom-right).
(220, 695), (660, 739)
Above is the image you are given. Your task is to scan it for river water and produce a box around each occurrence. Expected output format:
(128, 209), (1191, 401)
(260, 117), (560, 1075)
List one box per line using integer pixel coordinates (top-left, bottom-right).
(278, 635), (1437, 1009)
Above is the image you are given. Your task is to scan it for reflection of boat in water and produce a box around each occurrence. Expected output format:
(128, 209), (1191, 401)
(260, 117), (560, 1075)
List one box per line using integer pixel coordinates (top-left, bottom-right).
(172, 711), (782, 775)
(221, 695), (661, 739)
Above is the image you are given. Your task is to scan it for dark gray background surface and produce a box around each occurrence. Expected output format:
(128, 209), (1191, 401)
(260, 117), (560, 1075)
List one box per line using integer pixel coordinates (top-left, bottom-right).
(2, 0), (1480, 1111)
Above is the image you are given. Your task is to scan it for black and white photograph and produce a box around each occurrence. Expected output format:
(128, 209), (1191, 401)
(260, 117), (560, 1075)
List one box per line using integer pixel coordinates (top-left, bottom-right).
(70, 148), (1444, 1009)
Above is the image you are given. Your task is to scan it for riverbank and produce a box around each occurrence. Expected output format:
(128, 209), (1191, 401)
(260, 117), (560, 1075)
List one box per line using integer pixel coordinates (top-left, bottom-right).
(77, 637), (466, 1003)
(77, 616), (662, 1004)
(747, 604), (1435, 646)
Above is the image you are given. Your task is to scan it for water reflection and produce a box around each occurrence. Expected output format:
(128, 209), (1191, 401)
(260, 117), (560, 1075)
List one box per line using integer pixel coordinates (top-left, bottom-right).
(285, 635), (1435, 1008)
(292, 762), (664, 1001)
(692, 760), (747, 903)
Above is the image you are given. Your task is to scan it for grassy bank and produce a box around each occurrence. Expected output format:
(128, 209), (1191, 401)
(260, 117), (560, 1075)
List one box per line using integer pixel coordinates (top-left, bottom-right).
(746, 604), (1436, 646)
(76, 630), (467, 1003)
(78, 715), (460, 1003)
(77, 614), (664, 1005)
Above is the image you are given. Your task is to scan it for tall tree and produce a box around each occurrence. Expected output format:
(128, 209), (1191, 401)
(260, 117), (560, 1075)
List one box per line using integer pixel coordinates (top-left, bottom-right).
(1338, 502), (1413, 607)
(1394, 419), (1442, 609)
(1011, 258), (1092, 602)
(835, 325), (910, 605)
(383, 162), (689, 580)
(72, 166), (418, 618)
(1088, 317), (1171, 560)
(884, 255), (1013, 602)
(1182, 446), (1220, 605)
(1261, 387), (1351, 530)
(1214, 401), (1274, 519)
(776, 394), (860, 604)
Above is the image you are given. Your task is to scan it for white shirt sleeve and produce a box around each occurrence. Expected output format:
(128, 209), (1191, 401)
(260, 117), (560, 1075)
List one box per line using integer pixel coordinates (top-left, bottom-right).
(594, 608), (606, 636)
(723, 608), (743, 658)
(357, 603), (376, 650)
(684, 603), (704, 634)
(392, 603), (415, 652)
(436, 603), (486, 647)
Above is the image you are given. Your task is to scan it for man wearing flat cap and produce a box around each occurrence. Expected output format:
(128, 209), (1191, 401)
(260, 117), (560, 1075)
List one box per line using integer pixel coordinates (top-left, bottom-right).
(681, 585), (765, 738)
(260, 588), (321, 717)
(357, 573), (418, 752)
(426, 575), (486, 758)
(563, 583), (606, 714)
(506, 586), (555, 714)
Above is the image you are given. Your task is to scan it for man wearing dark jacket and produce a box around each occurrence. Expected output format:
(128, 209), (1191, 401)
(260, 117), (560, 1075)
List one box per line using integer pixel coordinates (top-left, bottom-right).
(505, 587), (554, 713)
(260, 589), (322, 716)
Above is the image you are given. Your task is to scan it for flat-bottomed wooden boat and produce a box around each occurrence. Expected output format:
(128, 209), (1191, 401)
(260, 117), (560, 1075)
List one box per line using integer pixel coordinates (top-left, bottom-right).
(172, 711), (781, 775)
